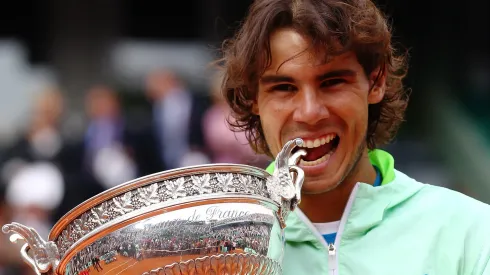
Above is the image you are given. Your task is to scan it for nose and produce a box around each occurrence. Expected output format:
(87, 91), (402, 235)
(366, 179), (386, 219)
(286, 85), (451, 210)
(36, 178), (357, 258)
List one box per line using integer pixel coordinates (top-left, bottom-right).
(292, 88), (329, 125)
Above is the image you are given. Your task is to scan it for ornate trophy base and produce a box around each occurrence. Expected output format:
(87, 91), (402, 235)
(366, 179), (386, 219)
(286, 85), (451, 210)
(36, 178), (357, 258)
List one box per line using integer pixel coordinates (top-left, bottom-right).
(142, 253), (280, 275)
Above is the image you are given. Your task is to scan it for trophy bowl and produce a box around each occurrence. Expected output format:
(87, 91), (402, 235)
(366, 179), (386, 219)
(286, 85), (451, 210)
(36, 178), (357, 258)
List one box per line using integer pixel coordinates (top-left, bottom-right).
(2, 139), (306, 275)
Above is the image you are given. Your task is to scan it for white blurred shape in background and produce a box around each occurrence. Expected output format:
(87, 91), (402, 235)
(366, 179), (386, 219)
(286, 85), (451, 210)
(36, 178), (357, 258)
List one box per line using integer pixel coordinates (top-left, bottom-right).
(0, 40), (57, 146)
(5, 162), (65, 237)
(6, 162), (64, 211)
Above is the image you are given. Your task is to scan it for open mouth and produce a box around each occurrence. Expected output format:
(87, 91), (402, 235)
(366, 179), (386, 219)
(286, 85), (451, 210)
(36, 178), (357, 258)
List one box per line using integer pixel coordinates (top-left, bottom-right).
(294, 134), (340, 166)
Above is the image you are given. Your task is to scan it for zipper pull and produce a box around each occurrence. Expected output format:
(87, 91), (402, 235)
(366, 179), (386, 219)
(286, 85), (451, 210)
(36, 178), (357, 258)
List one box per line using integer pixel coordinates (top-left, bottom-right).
(328, 243), (336, 256)
(328, 243), (337, 274)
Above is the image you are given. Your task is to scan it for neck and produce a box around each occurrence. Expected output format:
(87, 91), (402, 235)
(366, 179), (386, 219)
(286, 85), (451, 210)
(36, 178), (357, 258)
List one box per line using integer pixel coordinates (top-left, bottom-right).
(298, 150), (377, 223)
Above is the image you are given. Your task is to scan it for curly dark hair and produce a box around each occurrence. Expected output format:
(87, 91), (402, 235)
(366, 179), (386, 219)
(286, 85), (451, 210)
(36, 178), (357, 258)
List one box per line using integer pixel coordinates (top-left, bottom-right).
(219, 0), (409, 157)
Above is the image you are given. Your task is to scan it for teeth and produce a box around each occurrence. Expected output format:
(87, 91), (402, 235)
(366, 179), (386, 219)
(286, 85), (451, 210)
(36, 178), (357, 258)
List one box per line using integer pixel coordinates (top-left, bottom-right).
(305, 140), (314, 148)
(313, 139), (321, 147)
(300, 151), (332, 166)
(321, 137), (326, 145)
(300, 134), (336, 148)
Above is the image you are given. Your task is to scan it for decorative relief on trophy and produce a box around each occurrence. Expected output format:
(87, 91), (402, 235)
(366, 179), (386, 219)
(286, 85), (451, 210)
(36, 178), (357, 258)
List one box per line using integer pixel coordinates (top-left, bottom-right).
(2, 138), (306, 275)
(54, 173), (270, 258)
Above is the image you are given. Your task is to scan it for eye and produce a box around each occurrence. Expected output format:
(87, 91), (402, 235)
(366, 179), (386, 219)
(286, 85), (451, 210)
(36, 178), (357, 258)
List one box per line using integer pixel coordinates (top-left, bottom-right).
(272, 84), (297, 92)
(321, 78), (346, 87)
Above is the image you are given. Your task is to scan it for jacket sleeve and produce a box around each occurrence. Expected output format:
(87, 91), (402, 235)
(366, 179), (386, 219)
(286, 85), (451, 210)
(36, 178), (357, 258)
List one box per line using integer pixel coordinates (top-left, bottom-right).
(465, 207), (490, 275)
(478, 223), (490, 275)
(482, 262), (490, 275)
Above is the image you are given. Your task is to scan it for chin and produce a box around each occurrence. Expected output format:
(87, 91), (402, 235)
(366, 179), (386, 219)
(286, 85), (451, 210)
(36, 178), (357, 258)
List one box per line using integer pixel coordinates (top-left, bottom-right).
(301, 178), (341, 195)
(302, 169), (343, 194)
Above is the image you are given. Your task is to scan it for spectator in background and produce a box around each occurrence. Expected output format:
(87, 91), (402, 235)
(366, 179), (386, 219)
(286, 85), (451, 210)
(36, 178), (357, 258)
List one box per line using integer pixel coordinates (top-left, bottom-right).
(143, 69), (211, 169)
(82, 85), (136, 189)
(0, 87), (66, 236)
(0, 86), (64, 181)
(202, 71), (270, 167)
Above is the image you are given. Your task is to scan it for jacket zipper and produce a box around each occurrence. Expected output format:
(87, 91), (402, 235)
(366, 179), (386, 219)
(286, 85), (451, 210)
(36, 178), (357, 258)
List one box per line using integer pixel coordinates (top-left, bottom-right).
(296, 183), (361, 275)
(330, 183), (360, 275)
(328, 243), (337, 275)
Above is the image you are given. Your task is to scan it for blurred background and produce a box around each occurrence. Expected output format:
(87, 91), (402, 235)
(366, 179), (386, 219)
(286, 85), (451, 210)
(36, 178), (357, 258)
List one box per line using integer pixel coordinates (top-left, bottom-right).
(0, 1), (488, 274)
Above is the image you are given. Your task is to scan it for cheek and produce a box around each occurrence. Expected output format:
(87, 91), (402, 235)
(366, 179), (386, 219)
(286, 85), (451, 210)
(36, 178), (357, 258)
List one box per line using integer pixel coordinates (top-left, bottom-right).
(259, 113), (280, 155)
(350, 106), (369, 143)
(330, 92), (369, 139)
(258, 100), (289, 155)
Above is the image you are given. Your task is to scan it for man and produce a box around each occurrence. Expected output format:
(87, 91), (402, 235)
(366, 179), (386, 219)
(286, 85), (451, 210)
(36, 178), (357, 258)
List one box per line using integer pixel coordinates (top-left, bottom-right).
(219, 0), (490, 274)
(92, 257), (103, 272)
(82, 85), (136, 189)
(143, 69), (211, 169)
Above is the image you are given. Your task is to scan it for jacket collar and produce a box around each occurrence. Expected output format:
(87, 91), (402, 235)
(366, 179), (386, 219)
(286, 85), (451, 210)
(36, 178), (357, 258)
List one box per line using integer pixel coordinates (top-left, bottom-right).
(266, 149), (424, 243)
(266, 149), (395, 184)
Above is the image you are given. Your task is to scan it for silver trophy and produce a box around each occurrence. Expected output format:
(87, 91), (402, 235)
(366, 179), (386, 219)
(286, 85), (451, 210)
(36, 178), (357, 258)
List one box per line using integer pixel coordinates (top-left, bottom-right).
(3, 138), (306, 275)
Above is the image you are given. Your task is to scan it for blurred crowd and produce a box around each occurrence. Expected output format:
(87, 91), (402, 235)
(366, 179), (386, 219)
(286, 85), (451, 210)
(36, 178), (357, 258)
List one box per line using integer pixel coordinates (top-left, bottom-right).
(0, 68), (270, 275)
(70, 219), (271, 275)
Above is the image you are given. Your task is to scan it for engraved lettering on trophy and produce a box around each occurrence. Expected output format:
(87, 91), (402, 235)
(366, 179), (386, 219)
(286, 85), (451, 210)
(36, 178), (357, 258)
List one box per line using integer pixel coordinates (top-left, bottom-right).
(205, 206), (251, 220)
(157, 219), (188, 229)
(186, 209), (202, 222)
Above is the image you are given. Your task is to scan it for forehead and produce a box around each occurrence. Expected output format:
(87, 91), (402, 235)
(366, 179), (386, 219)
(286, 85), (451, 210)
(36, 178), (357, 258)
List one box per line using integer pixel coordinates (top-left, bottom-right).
(264, 28), (357, 75)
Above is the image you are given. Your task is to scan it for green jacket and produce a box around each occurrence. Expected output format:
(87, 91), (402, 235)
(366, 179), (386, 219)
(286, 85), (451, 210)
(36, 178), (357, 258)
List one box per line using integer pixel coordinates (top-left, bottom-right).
(266, 150), (490, 275)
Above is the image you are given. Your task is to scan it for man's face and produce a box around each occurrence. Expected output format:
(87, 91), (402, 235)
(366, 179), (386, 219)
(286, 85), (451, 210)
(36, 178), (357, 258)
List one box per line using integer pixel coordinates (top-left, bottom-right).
(256, 28), (384, 193)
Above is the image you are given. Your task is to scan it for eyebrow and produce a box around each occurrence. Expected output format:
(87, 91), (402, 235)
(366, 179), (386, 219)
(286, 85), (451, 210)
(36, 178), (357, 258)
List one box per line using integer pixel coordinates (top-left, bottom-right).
(259, 69), (357, 85)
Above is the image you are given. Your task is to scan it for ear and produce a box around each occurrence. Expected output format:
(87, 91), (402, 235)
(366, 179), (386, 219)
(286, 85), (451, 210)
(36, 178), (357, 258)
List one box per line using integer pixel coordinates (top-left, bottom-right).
(367, 67), (386, 104)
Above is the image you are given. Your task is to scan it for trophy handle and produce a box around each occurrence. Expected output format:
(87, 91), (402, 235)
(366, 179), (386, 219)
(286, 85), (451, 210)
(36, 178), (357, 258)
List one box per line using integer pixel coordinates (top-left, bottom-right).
(267, 138), (306, 228)
(2, 223), (60, 275)
(20, 243), (43, 275)
(288, 164), (305, 209)
(287, 145), (306, 207)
